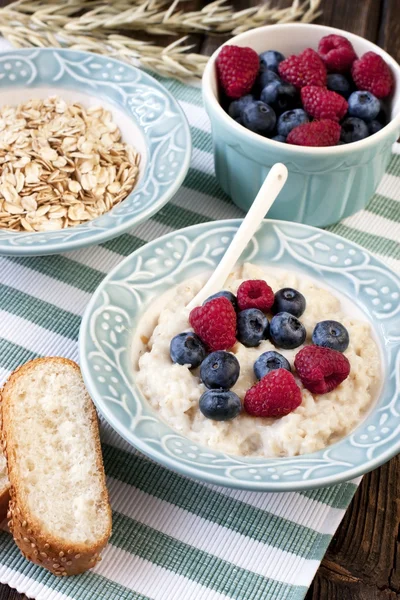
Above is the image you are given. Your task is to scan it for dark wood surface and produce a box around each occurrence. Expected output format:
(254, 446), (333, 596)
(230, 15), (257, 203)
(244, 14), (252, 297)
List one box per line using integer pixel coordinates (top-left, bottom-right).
(0, 0), (399, 599)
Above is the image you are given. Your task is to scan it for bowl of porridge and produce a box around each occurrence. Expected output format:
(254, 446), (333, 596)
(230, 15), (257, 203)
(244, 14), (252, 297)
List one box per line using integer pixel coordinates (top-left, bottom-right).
(79, 219), (400, 491)
(0, 49), (191, 255)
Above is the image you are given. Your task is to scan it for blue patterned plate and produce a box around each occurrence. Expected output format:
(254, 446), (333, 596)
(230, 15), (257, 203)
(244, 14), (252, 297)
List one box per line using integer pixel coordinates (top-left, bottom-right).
(79, 220), (400, 491)
(0, 49), (191, 255)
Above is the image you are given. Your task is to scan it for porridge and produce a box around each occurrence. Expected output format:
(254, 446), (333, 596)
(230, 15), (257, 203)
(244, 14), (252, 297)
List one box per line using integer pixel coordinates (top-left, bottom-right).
(134, 263), (380, 457)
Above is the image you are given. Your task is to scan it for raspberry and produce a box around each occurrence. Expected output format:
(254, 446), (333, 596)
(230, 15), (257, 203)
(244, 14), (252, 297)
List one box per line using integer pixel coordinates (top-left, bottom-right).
(351, 51), (394, 98)
(244, 369), (302, 417)
(237, 280), (274, 312)
(278, 48), (326, 89)
(301, 86), (348, 121)
(294, 345), (350, 394)
(216, 45), (259, 99)
(287, 119), (341, 147)
(189, 297), (236, 351)
(318, 34), (357, 72)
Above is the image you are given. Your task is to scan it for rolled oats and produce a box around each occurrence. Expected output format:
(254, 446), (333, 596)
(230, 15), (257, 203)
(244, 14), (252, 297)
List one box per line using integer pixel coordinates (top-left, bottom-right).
(0, 96), (140, 232)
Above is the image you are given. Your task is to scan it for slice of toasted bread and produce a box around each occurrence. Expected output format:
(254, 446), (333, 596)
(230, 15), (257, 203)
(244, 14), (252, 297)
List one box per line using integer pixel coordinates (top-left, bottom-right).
(1, 357), (112, 576)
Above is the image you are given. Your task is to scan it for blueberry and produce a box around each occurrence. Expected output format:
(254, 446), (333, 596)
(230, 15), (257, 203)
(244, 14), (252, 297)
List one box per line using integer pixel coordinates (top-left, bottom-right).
(261, 81), (299, 115)
(204, 290), (237, 312)
(340, 117), (369, 143)
(368, 119), (384, 135)
(170, 332), (207, 368)
(242, 101), (276, 136)
(228, 94), (254, 119)
(272, 135), (286, 142)
(277, 109), (309, 137)
(200, 351), (240, 389)
(312, 320), (349, 352)
(327, 74), (352, 99)
(237, 308), (269, 347)
(273, 288), (306, 317)
(260, 80), (280, 105)
(376, 104), (389, 125)
(348, 91), (380, 121)
(253, 351), (291, 380)
(259, 50), (285, 73)
(199, 389), (242, 421)
(255, 68), (280, 92)
(269, 312), (306, 349)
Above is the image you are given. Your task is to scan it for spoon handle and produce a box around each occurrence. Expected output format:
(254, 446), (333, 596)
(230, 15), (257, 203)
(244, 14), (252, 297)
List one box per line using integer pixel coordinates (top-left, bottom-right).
(187, 163), (288, 310)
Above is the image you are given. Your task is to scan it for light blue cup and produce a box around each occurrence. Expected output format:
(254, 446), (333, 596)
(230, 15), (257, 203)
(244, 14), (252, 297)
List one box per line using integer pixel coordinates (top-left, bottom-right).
(202, 24), (400, 227)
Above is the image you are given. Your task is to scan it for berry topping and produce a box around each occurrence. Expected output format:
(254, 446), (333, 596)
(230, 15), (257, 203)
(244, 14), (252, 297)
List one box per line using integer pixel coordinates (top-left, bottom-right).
(376, 104), (389, 125)
(294, 345), (350, 394)
(277, 109), (309, 137)
(278, 48), (327, 89)
(287, 119), (341, 147)
(254, 351), (291, 380)
(273, 288), (306, 317)
(170, 332), (207, 369)
(228, 95), (254, 120)
(312, 320), (350, 352)
(216, 45), (259, 99)
(200, 351), (240, 390)
(237, 308), (269, 347)
(259, 50), (285, 73)
(237, 279), (275, 312)
(260, 81), (299, 114)
(340, 117), (369, 143)
(348, 90), (380, 121)
(255, 68), (280, 93)
(327, 73), (352, 98)
(318, 34), (357, 73)
(272, 134), (286, 143)
(242, 101), (276, 136)
(351, 51), (394, 98)
(368, 119), (383, 134)
(199, 389), (242, 421)
(269, 312), (306, 349)
(189, 297), (237, 352)
(203, 290), (238, 312)
(244, 369), (302, 418)
(301, 86), (348, 121)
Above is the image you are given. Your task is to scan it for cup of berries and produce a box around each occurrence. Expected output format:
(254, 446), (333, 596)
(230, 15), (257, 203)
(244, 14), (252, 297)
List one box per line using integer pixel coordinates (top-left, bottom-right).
(202, 23), (400, 227)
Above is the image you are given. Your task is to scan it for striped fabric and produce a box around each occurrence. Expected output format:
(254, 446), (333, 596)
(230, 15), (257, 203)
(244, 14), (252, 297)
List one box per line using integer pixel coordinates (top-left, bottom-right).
(0, 51), (400, 600)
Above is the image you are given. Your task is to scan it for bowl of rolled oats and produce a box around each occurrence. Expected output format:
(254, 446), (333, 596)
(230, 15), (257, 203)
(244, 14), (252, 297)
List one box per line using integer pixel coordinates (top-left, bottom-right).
(0, 49), (191, 255)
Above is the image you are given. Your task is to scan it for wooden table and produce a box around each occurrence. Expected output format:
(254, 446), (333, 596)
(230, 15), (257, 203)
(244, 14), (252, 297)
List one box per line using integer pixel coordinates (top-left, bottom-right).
(0, 0), (399, 599)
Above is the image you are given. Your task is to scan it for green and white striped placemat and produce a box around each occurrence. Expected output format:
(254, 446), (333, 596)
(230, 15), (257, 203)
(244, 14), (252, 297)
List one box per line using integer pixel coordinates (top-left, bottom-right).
(0, 54), (399, 600)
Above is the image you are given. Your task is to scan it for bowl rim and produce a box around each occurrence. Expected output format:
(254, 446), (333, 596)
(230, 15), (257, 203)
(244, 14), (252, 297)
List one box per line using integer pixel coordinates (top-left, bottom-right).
(202, 22), (400, 156)
(0, 48), (192, 256)
(79, 217), (400, 491)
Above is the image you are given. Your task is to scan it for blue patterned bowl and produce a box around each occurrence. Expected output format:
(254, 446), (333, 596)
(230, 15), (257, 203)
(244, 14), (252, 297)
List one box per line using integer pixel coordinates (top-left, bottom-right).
(0, 49), (191, 255)
(79, 220), (400, 491)
(202, 24), (400, 227)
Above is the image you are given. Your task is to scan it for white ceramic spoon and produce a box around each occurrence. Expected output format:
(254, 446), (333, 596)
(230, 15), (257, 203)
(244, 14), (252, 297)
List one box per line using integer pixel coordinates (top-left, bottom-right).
(187, 162), (288, 310)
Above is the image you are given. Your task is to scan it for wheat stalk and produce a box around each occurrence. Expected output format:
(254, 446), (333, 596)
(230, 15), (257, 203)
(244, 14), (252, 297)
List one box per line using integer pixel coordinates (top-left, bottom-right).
(0, 0), (321, 80)
(3, 0), (322, 36)
(0, 10), (208, 79)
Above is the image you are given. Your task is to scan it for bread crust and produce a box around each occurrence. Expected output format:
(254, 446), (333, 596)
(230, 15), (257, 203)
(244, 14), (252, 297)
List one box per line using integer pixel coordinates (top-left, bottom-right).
(0, 407), (10, 522)
(0, 485), (9, 522)
(1, 357), (112, 576)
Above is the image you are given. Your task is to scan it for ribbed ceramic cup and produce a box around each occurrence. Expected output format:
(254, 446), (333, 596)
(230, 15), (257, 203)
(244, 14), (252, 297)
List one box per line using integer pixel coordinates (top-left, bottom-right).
(202, 24), (400, 227)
